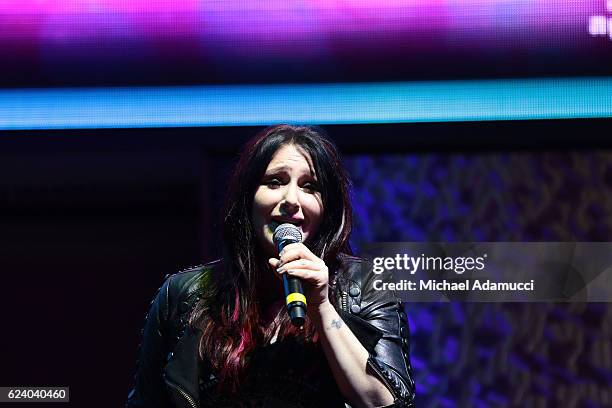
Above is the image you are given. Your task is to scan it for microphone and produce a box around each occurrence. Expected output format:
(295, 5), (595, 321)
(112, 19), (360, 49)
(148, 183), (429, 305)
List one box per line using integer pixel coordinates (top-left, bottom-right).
(273, 223), (307, 327)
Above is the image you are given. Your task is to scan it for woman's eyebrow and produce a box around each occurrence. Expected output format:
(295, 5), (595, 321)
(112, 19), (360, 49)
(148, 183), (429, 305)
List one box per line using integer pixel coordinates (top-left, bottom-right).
(265, 165), (317, 179)
(265, 165), (289, 174)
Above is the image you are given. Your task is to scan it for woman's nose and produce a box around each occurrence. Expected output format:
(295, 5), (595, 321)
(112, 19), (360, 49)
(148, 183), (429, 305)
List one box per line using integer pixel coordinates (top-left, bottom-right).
(281, 183), (300, 211)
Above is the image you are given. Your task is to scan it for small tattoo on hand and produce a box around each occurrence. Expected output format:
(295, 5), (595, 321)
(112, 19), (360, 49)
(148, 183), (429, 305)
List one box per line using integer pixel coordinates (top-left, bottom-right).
(330, 319), (343, 329)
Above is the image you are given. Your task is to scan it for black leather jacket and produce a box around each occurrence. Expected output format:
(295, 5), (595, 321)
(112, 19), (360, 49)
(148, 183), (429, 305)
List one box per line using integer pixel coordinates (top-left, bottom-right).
(127, 254), (415, 407)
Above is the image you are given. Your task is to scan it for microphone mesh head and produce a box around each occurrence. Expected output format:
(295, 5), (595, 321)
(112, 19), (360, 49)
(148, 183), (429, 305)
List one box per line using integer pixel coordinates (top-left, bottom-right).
(273, 223), (303, 247)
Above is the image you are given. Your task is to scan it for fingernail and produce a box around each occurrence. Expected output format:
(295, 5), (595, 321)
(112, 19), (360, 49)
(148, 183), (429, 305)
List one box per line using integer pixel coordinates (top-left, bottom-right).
(277, 266), (285, 273)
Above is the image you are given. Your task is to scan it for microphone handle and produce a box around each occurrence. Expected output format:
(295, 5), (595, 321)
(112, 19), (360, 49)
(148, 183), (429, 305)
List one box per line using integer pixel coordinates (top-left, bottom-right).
(282, 273), (307, 327)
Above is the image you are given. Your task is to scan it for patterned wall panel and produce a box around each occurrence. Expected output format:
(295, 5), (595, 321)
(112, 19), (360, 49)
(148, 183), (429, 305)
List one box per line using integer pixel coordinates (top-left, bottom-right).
(345, 152), (612, 407)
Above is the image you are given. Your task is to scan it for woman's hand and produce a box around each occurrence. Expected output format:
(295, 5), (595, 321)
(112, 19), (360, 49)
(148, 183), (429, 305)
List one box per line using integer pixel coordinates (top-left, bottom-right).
(268, 243), (330, 315)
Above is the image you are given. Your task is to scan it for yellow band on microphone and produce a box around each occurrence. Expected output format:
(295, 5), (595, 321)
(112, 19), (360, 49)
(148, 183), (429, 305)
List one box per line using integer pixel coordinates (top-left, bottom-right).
(286, 293), (307, 305)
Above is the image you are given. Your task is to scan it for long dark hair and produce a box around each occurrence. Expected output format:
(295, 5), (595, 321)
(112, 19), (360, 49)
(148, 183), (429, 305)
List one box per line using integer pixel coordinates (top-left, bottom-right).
(189, 125), (353, 391)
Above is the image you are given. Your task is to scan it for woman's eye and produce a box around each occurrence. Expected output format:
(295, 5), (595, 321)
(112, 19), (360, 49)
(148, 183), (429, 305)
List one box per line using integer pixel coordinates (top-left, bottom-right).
(264, 178), (282, 187)
(302, 182), (319, 192)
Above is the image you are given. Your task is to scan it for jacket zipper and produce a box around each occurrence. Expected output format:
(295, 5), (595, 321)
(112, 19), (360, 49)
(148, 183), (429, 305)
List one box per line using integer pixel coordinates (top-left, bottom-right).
(366, 358), (399, 400)
(164, 375), (198, 408)
(341, 291), (348, 312)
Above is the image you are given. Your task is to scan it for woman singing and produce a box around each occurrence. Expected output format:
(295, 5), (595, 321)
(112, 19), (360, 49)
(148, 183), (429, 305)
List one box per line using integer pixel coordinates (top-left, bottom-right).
(127, 125), (415, 408)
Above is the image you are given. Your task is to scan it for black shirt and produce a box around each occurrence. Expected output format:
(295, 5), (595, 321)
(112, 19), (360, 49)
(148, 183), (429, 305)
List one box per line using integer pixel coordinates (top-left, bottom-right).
(198, 336), (346, 408)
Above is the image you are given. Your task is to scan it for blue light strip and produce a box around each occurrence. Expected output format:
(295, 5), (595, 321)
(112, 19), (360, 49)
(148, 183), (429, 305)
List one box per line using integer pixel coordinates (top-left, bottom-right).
(1, 78), (611, 130)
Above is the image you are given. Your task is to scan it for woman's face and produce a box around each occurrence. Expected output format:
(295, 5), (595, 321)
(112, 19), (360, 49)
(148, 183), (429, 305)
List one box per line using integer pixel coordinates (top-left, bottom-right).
(252, 143), (324, 257)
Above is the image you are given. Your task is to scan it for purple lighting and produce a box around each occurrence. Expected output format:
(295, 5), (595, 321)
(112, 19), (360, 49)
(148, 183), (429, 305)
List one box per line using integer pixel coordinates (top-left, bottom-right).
(0, 1), (599, 48)
(0, 1), (608, 86)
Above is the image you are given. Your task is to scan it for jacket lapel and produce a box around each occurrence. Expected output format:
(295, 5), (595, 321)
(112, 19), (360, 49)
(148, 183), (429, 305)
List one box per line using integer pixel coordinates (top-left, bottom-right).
(164, 327), (201, 407)
(339, 310), (383, 353)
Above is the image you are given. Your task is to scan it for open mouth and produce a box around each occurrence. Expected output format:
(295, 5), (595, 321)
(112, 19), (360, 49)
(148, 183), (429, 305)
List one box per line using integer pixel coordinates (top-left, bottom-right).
(270, 218), (304, 232)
